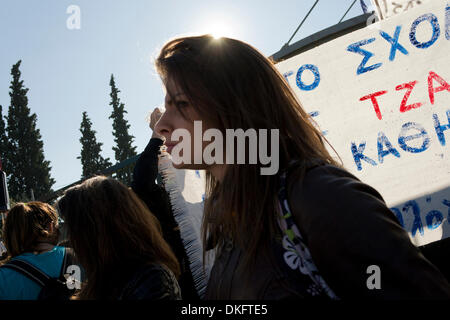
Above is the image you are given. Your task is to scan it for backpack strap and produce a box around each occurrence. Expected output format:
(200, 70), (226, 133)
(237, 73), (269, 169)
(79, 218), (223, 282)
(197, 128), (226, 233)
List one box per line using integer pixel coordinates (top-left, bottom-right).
(277, 164), (339, 300)
(1, 247), (70, 287)
(1, 259), (50, 287)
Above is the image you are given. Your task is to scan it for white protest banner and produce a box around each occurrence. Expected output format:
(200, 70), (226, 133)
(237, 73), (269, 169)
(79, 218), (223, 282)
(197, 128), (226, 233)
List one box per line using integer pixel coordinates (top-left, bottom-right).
(373, 0), (431, 20)
(276, 1), (450, 246)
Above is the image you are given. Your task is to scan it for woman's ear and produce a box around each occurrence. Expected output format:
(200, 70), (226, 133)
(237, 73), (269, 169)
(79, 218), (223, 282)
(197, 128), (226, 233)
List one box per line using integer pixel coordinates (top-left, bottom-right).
(48, 221), (61, 244)
(48, 222), (54, 234)
(48, 221), (59, 239)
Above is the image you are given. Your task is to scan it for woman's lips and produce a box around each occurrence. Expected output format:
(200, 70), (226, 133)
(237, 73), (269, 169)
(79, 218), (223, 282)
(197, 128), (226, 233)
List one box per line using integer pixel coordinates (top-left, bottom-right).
(165, 143), (177, 154)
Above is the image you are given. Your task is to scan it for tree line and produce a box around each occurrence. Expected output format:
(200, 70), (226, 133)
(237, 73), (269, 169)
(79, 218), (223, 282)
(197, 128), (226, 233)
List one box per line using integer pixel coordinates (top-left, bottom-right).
(0, 61), (137, 202)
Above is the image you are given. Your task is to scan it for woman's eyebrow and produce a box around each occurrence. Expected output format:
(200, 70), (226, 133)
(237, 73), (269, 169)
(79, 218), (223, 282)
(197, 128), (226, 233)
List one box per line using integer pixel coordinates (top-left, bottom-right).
(166, 92), (187, 104)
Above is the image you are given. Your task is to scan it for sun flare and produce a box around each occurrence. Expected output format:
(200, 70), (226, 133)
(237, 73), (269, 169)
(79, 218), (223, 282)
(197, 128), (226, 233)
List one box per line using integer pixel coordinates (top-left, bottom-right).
(208, 21), (232, 39)
(194, 13), (239, 40)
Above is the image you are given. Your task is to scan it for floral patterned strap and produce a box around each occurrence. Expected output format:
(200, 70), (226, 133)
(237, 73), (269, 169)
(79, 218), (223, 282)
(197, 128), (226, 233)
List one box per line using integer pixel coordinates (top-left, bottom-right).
(277, 170), (339, 299)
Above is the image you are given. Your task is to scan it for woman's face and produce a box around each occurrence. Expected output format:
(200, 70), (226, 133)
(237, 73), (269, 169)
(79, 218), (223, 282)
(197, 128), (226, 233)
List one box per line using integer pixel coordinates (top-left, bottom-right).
(155, 78), (211, 170)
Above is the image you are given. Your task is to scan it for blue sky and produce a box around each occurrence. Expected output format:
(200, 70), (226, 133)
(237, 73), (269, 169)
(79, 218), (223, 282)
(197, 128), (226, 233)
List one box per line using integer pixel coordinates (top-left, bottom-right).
(0, 0), (364, 190)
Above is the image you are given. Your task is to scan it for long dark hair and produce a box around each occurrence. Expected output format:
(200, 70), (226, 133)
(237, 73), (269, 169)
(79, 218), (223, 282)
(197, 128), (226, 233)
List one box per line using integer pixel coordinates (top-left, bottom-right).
(156, 35), (340, 269)
(56, 176), (180, 299)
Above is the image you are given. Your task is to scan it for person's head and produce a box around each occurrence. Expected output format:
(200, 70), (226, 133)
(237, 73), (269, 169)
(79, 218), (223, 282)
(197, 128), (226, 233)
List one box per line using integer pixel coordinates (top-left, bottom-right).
(1, 202), (59, 259)
(56, 176), (180, 299)
(154, 35), (338, 268)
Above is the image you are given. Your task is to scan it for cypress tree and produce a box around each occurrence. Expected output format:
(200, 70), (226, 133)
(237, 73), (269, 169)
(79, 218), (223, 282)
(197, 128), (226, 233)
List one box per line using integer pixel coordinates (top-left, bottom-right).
(78, 111), (112, 179)
(0, 105), (11, 204)
(4, 60), (55, 201)
(0, 105), (7, 156)
(108, 74), (136, 185)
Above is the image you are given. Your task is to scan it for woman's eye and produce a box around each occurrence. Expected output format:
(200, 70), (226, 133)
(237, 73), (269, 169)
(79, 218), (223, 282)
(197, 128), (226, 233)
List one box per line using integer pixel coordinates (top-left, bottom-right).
(175, 101), (188, 108)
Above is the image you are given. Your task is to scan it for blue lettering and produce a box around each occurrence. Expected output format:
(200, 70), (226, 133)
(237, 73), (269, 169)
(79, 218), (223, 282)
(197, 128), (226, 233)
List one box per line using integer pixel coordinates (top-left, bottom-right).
(443, 199), (450, 222)
(390, 207), (404, 227)
(380, 25), (409, 61)
(283, 71), (293, 85)
(296, 64), (320, 91)
(432, 110), (450, 146)
(395, 199), (450, 235)
(409, 13), (441, 49)
(377, 131), (401, 163)
(308, 111), (328, 136)
(426, 210), (444, 230)
(446, 3), (450, 40)
(398, 122), (430, 153)
(351, 141), (377, 171)
(347, 38), (382, 75)
(402, 200), (424, 237)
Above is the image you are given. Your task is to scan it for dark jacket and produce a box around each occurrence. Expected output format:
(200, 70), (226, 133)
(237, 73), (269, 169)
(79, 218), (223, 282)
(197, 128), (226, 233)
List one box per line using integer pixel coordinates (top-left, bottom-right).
(118, 263), (181, 300)
(205, 162), (450, 299)
(131, 137), (200, 300)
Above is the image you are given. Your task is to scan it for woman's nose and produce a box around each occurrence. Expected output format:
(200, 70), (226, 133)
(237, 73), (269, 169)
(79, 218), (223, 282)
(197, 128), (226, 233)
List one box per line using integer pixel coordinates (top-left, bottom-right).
(154, 111), (171, 141)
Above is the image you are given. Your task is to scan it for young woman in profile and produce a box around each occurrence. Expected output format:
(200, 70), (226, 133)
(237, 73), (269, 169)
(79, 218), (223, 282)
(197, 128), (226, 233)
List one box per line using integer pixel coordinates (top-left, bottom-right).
(56, 176), (181, 300)
(153, 35), (450, 299)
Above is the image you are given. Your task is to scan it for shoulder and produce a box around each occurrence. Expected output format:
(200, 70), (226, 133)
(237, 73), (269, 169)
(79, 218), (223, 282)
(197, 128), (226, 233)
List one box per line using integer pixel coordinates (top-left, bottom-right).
(286, 164), (450, 298)
(290, 164), (388, 216)
(0, 259), (42, 300)
(287, 164), (401, 242)
(53, 246), (66, 260)
(55, 246), (66, 253)
(16, 246), (66, 264)
(9, 246), (67, 278)
(120, 263), (181, 300)
(293, 164), (384, 201)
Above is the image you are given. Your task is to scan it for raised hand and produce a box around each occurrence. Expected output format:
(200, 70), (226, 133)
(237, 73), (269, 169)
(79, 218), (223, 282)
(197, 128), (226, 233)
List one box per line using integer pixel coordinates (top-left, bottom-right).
(149, 107), (164, 139)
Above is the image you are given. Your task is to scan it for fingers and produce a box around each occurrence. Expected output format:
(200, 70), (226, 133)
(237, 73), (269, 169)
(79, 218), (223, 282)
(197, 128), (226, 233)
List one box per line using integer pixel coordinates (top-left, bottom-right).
(152, 107), (162, 116)
(152, 109), (162, 122)
(149, 107), (163, 131)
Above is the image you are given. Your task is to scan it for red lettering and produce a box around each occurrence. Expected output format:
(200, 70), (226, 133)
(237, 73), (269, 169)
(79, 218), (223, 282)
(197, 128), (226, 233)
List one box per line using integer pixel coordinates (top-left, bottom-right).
(360, 90), (388, 120)
(428, 71), (450, 105)
(395, 80), (423, 113)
